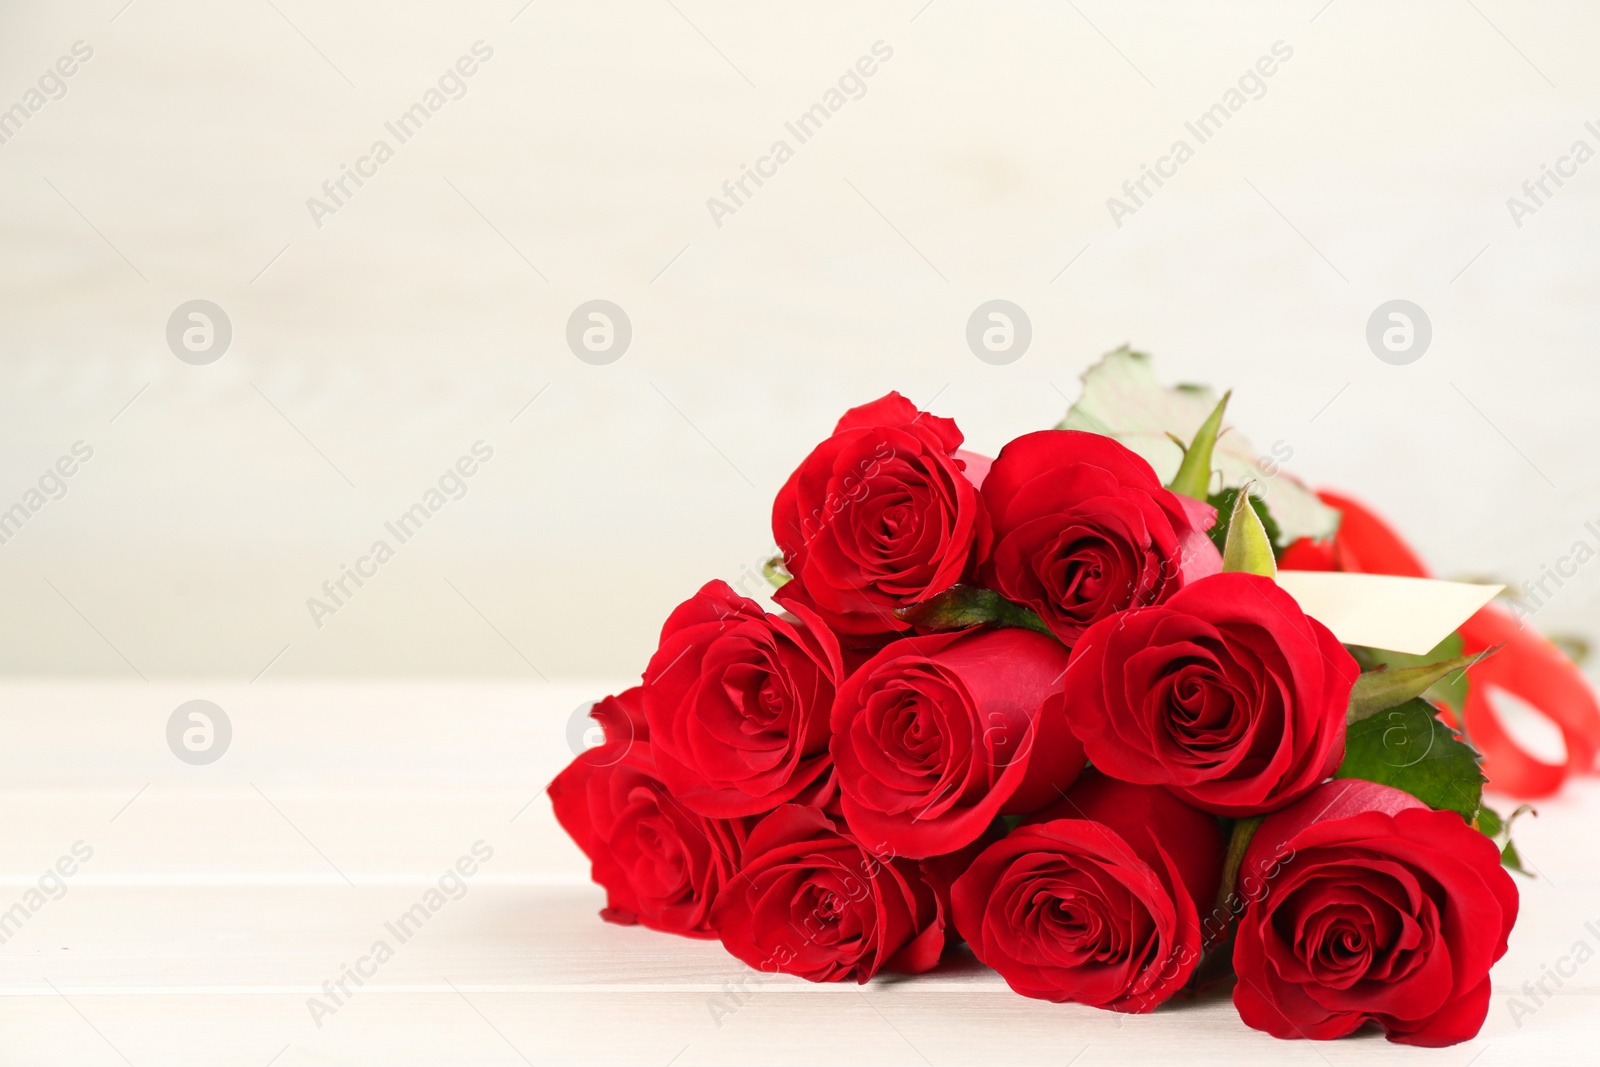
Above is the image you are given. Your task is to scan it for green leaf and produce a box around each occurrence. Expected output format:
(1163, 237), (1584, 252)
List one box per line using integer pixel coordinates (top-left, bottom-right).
(1168, 391), (1231, 500)
(1220, 487), (1276, 578)
(1351, 633), (1469, 717)
(1335, 698), (1486, 822)
(1347, 646), (1499, 723)
(1055, 347), (1340, 542)
(1207, 487), (1284, 556)
(893, 585), (1056, 639)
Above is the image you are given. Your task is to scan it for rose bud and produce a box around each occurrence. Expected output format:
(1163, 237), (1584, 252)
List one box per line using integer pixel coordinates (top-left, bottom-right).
(979, 430), (1220, 645)
(771, 392), (990, 637)
(548, 740), (751, 939)
(1233, 779), (1519, 1047)
(712, 804), (944, 983)
(951, 771), (1223, 1011)
(831, 627), (1082, 859)
(642, 580), (843, 817)
(1064, 571), (1358, 817)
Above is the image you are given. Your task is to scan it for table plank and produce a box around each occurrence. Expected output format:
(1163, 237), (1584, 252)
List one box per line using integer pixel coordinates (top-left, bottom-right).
(0, 682), (1595, 1065)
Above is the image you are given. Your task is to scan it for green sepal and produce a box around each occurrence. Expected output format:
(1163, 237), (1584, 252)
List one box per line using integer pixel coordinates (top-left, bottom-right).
(1349, 633), (1469, 718)
(1347, 646), (1499, 723)
(893, 585), (1056, 640)
(1207, 487), (1283, 557)
(762, 555), (792, 589)
(1220, 487), (1276, 578)
(1167, 391), (1230, 500)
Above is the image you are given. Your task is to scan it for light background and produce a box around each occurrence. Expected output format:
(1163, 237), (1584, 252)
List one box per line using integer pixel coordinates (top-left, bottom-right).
(2, 0), (1597, 683)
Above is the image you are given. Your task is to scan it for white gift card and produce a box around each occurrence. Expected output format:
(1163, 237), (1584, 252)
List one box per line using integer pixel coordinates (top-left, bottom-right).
(1275, 571), (1503, 655)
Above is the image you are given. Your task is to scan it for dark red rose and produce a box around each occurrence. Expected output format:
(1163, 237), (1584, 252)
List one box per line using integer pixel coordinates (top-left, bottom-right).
(642, 580), (843, 817)
(979, 430), (1220, 645)
(1063, 572), (1358, 816)
(831, 627), (1082, 859)
(549, 739), (750, 939)
(771, 392), (990, 636)
(712, 804), (944, 982)
(1233, 779), (1519, 1046)
(951, 771), (1223, 1011)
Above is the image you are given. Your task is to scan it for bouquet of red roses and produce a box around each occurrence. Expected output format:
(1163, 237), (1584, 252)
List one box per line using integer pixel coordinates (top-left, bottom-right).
(549, 350), (1595, 1046)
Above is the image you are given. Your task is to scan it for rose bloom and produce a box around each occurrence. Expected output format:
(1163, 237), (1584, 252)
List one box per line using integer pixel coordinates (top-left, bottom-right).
(951, 771), (1223, 1011)
(1233, 779), (1519, 1046)
(917, 818), (1007, 934)
(831, 626), (1083, 859)
(1063, 572), (1358, 816)
(548, 736), (750, 939)
(586, 686), (648, 752)
(979, 430), (1220, 645)
(642, 580), (843, 817)
(712, 804), (945, 983)
(771, 392), (990, 637)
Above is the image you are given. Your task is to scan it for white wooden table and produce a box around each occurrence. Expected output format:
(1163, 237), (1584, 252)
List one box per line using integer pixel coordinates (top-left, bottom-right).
(0, 680), (1594, 1065)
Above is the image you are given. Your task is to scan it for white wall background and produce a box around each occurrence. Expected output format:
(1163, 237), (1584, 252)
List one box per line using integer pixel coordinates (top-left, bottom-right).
(1, 0), (1597, 680)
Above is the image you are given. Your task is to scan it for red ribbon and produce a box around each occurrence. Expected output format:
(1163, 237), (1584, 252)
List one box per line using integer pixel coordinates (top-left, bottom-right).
(1281, 490), (1600, 798)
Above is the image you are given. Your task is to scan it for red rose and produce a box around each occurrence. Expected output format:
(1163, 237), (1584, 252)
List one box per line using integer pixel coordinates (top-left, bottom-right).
(642, 580), (843, 817)
(587, 686), (648, 754)
(831, 627), (1082, 859)
(548, 739), (750, 939)
(771, 392), (990, 636)
(712, 804), (945, 983)
(1064, 572), (1358, 816)
(979, 430), (1220, 644)
(917, 817), (1007, 933)
(951, 771), (1223, 1011)
(1233, 779), (1519, 1046)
